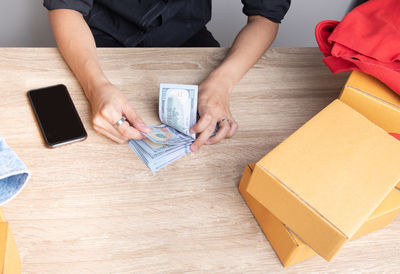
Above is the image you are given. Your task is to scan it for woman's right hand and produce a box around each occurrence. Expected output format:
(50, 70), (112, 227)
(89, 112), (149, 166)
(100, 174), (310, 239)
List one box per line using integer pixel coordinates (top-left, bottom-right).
(48, 10), (149, 144)
(89, 82), (150, 143)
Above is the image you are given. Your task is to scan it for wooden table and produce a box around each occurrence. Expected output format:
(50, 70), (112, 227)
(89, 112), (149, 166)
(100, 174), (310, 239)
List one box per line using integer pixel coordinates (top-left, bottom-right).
(0, 48), (398, 273)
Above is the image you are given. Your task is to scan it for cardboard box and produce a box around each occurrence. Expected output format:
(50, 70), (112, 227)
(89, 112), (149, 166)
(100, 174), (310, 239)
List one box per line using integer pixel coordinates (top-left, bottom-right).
(339, 70), (400, 189)
(239, 163), (315, 266)
(0, 208), (21, 273)
(339, 70), (400, 134)
(239, 164), (400, 267)
(246, 99), (400, 261)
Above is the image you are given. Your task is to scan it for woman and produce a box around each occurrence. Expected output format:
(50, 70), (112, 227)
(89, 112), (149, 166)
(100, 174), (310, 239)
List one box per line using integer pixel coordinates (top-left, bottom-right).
(44, 0), (290, 151)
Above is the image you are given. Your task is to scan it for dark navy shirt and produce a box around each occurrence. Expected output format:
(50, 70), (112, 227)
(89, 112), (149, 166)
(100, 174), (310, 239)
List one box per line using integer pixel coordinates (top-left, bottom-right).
(43, 0), (290, 47)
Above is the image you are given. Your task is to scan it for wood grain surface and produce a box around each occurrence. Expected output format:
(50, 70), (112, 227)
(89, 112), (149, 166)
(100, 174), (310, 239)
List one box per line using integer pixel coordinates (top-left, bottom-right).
(0, 48), (398, 273)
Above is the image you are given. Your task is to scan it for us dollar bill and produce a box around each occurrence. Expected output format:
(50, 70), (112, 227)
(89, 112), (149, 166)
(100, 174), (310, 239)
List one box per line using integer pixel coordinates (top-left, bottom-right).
(159, 83), (198, 139)
(142, 125), (194, 145)
(130, 83), (198, 173)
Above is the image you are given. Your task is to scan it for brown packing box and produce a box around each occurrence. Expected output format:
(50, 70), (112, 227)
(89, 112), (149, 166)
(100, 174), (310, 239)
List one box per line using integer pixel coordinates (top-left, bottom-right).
(239, 163), (314, 266)
(339, 70), (400, 189)
(239, 164), (400, 267)
(246, 99), (400, 261)
(0, 208), (21, 273)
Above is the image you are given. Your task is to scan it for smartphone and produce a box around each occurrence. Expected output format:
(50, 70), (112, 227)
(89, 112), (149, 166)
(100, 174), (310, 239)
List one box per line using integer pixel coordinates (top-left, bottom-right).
(27, 84), (87, 147)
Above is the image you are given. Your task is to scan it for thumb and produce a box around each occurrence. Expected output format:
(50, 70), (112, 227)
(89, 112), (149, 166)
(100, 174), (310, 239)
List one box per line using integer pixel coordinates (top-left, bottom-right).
(124, 104), (150, 133)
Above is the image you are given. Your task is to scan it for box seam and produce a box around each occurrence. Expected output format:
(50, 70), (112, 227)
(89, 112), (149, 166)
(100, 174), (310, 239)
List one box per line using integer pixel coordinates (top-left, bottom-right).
(284, 224), (300, 247)
(286, 226), (327, 258)
(345, 85), (400, 110)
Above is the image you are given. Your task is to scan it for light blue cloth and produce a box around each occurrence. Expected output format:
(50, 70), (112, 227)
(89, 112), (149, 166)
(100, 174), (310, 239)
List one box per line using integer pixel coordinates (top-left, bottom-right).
(0, 135), (30, 205)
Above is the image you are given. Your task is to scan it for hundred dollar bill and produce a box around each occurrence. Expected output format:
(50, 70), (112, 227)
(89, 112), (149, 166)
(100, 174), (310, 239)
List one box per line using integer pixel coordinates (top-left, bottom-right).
(142, 125), (193, 145)
(159, 83), (198, 139)
(135, 139), (183, 158)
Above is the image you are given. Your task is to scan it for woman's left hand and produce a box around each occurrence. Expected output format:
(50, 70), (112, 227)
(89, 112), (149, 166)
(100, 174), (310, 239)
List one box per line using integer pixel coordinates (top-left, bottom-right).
(190, 76), (238, 152)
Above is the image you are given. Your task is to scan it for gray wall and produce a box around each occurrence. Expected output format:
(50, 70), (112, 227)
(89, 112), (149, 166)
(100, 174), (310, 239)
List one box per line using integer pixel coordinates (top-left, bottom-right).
(208, 0), (352, 47)
(0, 0), (353, 47)
(0, 0), (54, 47)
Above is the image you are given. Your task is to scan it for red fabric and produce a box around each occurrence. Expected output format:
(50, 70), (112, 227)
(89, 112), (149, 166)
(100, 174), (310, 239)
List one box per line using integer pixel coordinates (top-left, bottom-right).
(390, 133), (400, 141)
(315, 0), (400, 96)
(315, 0), (400, 139)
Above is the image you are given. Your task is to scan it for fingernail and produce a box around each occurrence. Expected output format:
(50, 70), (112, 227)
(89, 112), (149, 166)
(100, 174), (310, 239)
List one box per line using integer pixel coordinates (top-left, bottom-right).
(191, 144), (197, 152)
(206, 141), (211, 145)
(138, 124), (150, 132)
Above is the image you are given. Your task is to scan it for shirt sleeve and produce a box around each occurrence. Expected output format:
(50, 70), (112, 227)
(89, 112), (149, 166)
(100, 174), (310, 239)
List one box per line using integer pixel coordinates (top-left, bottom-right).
(43, 0), (93, 16)
(241, 0), (291, 23)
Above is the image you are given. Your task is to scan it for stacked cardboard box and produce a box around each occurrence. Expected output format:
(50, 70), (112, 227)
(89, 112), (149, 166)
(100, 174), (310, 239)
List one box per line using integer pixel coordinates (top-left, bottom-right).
(0, 208), (21, 273)
(240, 164), (400, 266)
(239, 71), (400, 266)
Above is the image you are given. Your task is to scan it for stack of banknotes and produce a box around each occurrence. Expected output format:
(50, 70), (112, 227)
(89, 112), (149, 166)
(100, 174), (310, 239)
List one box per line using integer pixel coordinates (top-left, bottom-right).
(129, 84), (198, 172)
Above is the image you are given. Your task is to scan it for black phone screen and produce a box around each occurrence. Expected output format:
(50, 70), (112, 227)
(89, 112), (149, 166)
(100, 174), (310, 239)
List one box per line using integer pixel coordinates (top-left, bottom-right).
(28, 84), (87, 147)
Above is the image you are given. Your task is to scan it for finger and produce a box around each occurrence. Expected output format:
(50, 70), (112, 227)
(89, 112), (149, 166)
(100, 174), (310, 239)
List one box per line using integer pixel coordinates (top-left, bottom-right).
(123, 104), (150, 133)
(226, 119), (239, 138)
(191, 125), (216, 152)
(93, 116), (127, 141)
(190, 114), (212, 134)
(93, 125), (125, 144)
(116, 120), (144, 140)
(206, 120), (230, 145)
(103, 108), (144, 140)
